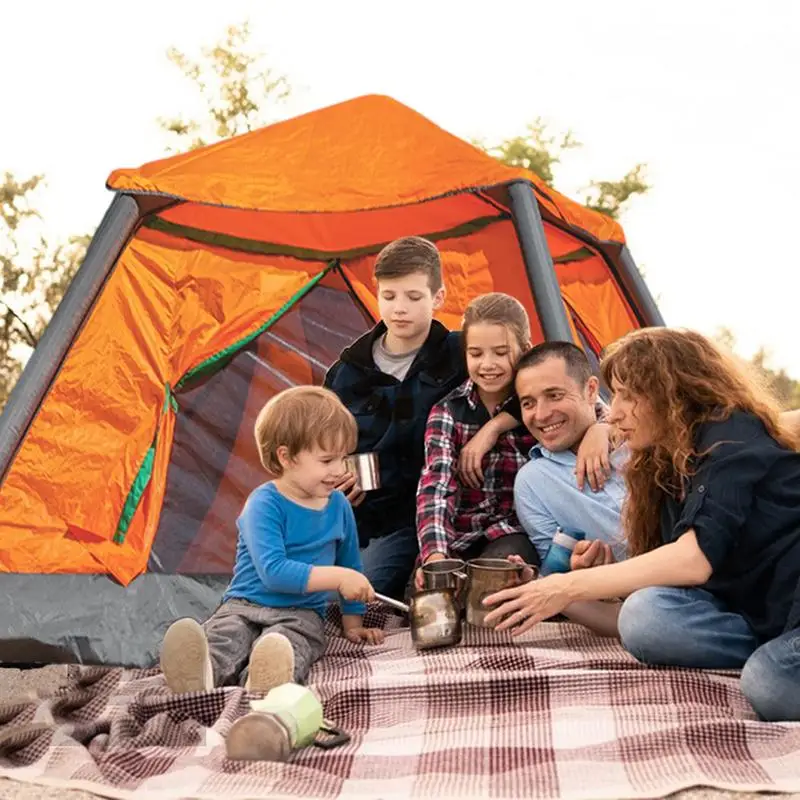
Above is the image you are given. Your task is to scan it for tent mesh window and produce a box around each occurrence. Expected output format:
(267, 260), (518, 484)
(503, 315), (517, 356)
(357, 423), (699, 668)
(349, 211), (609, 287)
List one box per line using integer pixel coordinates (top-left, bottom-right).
(147, 270), (373, 575)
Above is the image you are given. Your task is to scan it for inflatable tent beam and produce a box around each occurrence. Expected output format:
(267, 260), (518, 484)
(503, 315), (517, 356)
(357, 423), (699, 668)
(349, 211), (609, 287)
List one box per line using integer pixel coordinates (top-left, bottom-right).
(507, 181), (574, 342)
(616, 246), (665, 327)
(0, 194), (141, 486)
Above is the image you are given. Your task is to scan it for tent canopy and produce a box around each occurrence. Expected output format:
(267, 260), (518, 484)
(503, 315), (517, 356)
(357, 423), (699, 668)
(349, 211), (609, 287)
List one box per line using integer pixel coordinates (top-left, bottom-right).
(0, 94), (659, 666)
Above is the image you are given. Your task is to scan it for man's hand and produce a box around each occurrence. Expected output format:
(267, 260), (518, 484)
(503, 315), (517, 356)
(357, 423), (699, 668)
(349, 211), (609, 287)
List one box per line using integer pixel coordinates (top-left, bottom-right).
(415, 552), (448, 590)
(335, 472), (365, 508)
(506, 554), (537, 582)
(571, 540), (615, 570)
(458, 426), (498, 489)
(338, 569), (375, 603)
(575, 423), (612, 492)
(344, 626), (385, 645)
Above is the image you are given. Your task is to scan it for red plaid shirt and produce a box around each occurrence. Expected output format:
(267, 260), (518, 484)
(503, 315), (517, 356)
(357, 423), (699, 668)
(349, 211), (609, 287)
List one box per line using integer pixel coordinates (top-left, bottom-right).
(416, 380), (535, 563)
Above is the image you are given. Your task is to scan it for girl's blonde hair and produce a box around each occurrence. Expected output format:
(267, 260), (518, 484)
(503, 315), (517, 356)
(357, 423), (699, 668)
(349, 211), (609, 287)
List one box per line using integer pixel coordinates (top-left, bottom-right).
(462, 292), (531, 352)
(600, 327), (798, 556)
(254, 386), (357, 475)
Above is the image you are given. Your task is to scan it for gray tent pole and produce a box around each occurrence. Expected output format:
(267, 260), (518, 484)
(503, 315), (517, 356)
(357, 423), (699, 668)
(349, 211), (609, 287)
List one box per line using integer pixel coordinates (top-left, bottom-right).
(507, 181), (574, 342)
(0, 193), (141, 486)
(617, 245), (665, 327)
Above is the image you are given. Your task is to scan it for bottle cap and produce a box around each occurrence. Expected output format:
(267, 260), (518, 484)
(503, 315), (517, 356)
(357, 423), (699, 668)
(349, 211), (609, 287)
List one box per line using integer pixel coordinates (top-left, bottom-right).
(552, 530), (581, 550)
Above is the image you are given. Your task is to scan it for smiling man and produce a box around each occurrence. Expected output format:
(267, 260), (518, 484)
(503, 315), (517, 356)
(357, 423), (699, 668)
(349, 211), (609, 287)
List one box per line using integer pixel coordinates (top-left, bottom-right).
(512, 341), (628, 565)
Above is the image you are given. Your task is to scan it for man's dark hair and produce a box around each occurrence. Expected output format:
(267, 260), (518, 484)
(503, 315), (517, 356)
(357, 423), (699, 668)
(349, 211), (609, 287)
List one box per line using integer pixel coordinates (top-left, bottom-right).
(515, 341), (593, 386)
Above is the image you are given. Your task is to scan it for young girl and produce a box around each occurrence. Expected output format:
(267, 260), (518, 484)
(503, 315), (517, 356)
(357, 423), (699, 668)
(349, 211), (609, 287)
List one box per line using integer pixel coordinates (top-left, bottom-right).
(416, 293), (537, 579)
(483, 328), (800, 722)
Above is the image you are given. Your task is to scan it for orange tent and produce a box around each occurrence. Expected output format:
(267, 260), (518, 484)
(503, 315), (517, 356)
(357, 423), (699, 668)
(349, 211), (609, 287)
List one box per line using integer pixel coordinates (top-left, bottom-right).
(0, 95), (662, 666)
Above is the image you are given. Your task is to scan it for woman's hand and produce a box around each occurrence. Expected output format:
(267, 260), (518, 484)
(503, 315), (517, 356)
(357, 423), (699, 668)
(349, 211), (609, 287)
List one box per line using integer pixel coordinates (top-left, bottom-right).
(482, 573), (573, 635)
(575, 423), (612, 492)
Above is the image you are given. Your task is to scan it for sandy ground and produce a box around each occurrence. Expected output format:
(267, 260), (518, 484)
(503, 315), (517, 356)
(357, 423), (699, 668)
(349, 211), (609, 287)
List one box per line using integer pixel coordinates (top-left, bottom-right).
(0, 666), (796, 800)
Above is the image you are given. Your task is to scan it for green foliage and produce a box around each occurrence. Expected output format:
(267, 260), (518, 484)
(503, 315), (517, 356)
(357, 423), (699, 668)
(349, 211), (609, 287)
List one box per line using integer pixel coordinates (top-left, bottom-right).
(583, 164), (650, 220)
(158, 22), (290, 152)
(476, 118), (580, 186)
(0, 173), (89, 409)
(477, 119), (649, 220)
(715, 327), (800, 410)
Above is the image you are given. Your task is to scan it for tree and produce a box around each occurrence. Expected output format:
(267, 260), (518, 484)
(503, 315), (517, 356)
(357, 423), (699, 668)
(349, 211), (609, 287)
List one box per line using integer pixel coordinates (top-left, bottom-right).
(0, 172), (89, 410)
(714, 327), (800, 411)
(0, 22), (285, 411)
(477, 118), (650, 220)
(158, 21), (290, 152)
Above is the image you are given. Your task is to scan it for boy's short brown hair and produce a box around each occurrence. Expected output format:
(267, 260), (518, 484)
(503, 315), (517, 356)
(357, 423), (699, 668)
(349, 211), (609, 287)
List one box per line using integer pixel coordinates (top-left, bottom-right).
(254, 386), (358, 475)
(373, 236), (443, 292)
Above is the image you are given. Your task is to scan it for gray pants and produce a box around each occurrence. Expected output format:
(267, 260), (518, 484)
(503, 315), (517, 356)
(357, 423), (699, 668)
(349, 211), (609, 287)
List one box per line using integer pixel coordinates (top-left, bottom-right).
(203, 599), (326, 687)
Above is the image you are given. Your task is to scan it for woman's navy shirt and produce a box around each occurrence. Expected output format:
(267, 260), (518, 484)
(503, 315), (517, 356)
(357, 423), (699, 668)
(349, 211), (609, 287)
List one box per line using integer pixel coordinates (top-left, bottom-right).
(660, 410), (800, 640)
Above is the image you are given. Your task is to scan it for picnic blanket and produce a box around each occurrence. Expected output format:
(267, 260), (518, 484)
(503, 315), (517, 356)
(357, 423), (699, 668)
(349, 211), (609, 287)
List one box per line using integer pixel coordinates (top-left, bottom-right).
(1, 607), (799, 800)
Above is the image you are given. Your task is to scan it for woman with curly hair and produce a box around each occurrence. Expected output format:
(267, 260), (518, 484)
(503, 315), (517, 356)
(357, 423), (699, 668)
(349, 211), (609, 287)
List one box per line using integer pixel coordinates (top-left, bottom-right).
(484, 328), (800, 722)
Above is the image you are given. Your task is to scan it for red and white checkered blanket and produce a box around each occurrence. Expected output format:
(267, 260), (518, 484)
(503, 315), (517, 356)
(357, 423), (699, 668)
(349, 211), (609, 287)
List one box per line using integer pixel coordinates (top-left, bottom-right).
(1, 608), (799, 799)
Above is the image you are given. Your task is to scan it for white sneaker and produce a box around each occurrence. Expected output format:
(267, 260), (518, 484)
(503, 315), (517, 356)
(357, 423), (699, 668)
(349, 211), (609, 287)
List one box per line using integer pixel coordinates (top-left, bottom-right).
(160, 618), (214, 693)
(245, 632), (295, 694)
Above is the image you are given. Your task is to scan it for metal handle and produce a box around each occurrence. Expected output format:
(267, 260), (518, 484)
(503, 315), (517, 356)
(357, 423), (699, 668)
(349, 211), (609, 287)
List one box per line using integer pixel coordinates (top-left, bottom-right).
(313, 721), (351, 750)
(374, 592), (410, 613)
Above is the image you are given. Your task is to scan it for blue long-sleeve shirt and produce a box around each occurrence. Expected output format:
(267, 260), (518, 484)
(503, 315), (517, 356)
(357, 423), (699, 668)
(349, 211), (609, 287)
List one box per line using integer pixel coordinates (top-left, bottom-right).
(223, 482), (366, 618)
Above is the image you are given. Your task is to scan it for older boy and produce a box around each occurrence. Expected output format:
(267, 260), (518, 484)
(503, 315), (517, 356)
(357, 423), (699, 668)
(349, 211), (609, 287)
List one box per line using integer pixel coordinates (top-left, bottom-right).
(325, 236), (516, 598)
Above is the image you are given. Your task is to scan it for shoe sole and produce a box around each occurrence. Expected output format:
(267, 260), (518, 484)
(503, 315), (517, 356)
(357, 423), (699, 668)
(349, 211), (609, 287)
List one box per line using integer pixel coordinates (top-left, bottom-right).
(160, 618), (212, 693)
(247, 633), (295, 694)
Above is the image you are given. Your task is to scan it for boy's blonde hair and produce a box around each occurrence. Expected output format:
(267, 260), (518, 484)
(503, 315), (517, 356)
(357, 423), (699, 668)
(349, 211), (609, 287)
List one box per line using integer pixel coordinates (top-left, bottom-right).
(254, 386), (358, 475)
(373, 236), (443, 292)
(462, 292), (531, 352)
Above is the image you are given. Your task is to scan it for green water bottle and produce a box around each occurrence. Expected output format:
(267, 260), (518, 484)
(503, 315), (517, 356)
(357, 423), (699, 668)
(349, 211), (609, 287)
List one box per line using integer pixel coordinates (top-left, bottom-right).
(225, 683), (350, 761)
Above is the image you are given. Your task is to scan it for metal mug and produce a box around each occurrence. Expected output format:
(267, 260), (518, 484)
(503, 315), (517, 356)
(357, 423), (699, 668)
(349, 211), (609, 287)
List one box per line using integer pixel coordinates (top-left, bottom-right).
(345, 452), (380, 492)
(421, 558), (468, 609)
(464, 557), (538, 628)
(375, 589), (463, 650)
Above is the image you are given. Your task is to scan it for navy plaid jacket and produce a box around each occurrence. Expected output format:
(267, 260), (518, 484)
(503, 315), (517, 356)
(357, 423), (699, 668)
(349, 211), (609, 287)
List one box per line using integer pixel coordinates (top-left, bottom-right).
(324, 320), (465, 544)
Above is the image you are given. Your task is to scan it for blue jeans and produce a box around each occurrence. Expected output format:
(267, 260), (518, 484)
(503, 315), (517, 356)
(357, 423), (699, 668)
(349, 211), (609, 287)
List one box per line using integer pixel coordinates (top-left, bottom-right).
(618, 587), (800, 722)
(360, 526), (419, 600)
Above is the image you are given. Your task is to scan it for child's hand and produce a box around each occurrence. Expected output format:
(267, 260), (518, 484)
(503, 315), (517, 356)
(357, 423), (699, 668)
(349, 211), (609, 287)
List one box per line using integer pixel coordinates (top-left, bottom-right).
(338, 569), (375, 603)
(575, 423), (611, 492)
(570, 539), (615, 570)
(458, 426), (498, 488)
(345, 626), (385, 645)
(335, 472), (365, 508)
(506, 554), (537, 582)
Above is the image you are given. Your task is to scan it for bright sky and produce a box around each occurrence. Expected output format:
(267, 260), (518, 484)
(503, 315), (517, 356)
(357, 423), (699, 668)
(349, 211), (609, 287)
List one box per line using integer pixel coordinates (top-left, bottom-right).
(2, 0), (799, 376)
